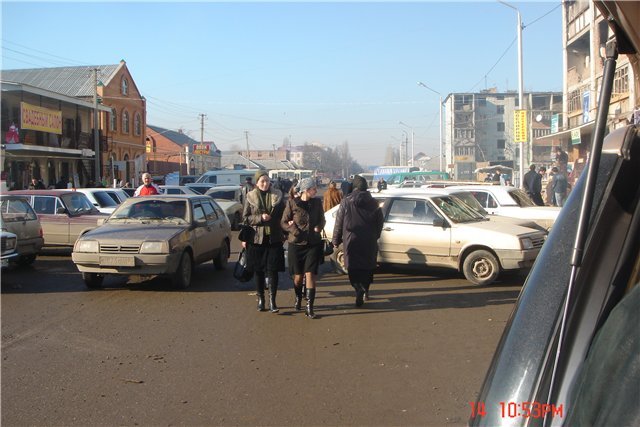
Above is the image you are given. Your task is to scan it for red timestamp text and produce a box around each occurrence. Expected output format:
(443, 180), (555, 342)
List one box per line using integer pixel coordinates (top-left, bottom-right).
(469, 401), (564, 419)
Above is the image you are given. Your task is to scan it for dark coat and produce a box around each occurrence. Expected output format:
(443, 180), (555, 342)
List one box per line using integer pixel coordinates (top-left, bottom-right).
(523, 170), (542, 194)
(281, 196), (326, 246)
(242, 187), (285, 244)
(332, 190), (384, 271)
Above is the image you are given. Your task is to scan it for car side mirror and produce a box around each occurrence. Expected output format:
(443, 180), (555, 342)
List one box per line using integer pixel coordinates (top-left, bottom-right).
(432, 217), (446, 228)
(56, 207), (67, 214)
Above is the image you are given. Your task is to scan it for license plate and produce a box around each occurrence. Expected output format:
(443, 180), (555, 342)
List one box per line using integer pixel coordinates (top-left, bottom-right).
(99, 256), (135, 267)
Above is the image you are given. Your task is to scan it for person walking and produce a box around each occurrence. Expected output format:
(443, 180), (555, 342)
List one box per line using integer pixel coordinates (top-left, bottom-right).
(322, 180), (342, 212)
(523, 164), (544, 206)
(240, 176), (255, 206)
(555, 146), (569, 174)
(281, 178), (325, 318)
(551, 167), (568, 207)
(242, 170), (286, 313)
(29, 177), (45, 190)
(331, 175), (384, 307)
(133, 173), (160, 196)
(376, 177), (387, 191)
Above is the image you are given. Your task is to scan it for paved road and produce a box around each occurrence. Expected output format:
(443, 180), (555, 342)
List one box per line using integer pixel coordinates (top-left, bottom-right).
(1, 237), (525, 426)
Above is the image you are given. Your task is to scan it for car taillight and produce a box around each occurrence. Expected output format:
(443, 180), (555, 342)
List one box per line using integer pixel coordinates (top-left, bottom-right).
(39, 227), (43, 237)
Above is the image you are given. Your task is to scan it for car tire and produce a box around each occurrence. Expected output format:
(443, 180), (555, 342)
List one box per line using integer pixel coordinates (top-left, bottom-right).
(82, 272), (104, 289)
(331, 245), (348, 275)
(17, 254), (36, 266)
(213, 240), (229, 270)
(172, 251), (193, 289)
(462, 250), (499, 285)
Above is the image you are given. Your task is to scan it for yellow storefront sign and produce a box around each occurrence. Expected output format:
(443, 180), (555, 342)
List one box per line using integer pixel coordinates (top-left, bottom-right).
(21, 102), (62, 134)
(513, 109), (528, 143)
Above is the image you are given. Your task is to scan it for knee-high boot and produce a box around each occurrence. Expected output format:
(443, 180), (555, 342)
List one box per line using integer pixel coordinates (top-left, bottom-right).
(305, 288), (316, 319)
(255, 273), (266, 312)
(266, 275), (279, 313)
(293, 284), (303, 311)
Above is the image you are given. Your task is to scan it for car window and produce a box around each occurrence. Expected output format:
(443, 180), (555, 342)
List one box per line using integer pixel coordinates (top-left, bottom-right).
(470, 191), (496, 209)
(201, 200), (218, 221)
(206, 190), (235, 200)
(508, 188), (536, 207)
(210, 200), (226, 219)
(410, 200), (438, 225)
(1, 198), (38, 221)
(192, 201), (206, 222)
(386, 199), (415, 223)
(61, 193), (95, 214)
(32, 196), (57, 214)
(450, 191), (488, 215)
(431, 196), (480, 223)
(92, 191), (119, 208)
(105, 191), (123, 203)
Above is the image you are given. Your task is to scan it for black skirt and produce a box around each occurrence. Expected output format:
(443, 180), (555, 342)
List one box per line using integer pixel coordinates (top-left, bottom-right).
(246, 240), (285, 273)
(288, 242), (323, 276)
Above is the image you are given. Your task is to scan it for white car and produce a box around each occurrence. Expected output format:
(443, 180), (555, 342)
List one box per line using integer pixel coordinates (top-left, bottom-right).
(324, 191), (547, 285)
(445, 184), (561, 231)
(204, 185), (244, 231)
(74, 188), (130, 214)
(159, 185), (200, 195)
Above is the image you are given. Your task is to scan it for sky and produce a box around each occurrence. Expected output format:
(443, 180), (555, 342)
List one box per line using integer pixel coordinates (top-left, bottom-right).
(1, 0), (563, 168)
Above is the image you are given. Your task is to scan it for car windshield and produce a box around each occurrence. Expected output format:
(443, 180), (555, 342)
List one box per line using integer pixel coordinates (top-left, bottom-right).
(508, 188), (536, 207)
(1, 198), (38, 221)
(60, 193), (95, 214)
(449, 191), (489, 216)
(206, 190), (236, 200)
(109, 199), (188, 224)
(431, 196), (484, 223)
(92, 191), (120, 208)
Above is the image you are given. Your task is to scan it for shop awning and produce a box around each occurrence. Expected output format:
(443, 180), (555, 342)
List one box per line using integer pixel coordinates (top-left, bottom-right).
(533, 121), (595, 146)
(2, 143), (95, 159)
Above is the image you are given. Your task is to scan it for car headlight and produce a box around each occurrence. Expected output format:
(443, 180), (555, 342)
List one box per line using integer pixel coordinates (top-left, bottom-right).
(520, 237), (534, 250)
(140, 241), (167, 254)
(5, 236), (17, 251)
(75, 240), (99, 253)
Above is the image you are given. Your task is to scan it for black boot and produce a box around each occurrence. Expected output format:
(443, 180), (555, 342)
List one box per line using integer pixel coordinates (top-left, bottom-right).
(354, 282), (365, 307)
(293, 284), (303, 311)
(267, 276), (279, 313)
(363, 282), (371, 301)
(256, 274), (266, 312)
(306, 288), (316, 319)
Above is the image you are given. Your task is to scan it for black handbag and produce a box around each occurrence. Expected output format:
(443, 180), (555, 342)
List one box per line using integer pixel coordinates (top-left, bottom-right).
(322, 230), (334, 256)
(238, 225), (255, 242)
(233, 248), (254, 282)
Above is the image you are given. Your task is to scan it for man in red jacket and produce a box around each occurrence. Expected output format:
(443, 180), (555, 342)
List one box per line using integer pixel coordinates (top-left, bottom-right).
(133, 173), (160, 197)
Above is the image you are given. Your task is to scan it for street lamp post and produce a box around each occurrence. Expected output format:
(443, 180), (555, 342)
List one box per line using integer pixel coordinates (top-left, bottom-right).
(417, 82), (444, 172)
(399, 121), (414, 167)
(499, 0), (525, 188)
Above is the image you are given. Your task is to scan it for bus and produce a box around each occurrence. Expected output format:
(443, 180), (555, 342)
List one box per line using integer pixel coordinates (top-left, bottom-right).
(268, 169), (313, 181)
(373, 166), (419, 182)
(385, 171), (451, 188)
(195, 169), (261, 186)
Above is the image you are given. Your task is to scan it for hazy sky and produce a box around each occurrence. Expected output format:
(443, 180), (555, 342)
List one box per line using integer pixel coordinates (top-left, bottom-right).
(1, 1), (563, 167)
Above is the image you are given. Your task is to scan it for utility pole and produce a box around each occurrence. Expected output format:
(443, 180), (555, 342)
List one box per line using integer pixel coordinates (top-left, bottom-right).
(199, 113), (207, 174)
(92, 68), (100, 183)
(245, 131), (250, 159)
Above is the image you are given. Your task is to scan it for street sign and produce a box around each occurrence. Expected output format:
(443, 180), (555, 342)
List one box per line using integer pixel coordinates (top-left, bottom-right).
(513, 110), (528, 143)
(551, 114), (559, 133)
(571, 129), (581, 145)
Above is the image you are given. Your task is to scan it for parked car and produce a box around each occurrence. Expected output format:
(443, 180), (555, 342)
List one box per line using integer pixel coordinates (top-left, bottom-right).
(71, 194), (231, 289)
(0, 195), (44, 265)
(74, 188), (129, 214)
(471, 3), (639, 425)
(9, 190), (107, 247)
(446, 184), (561, 231)
(159, 185), (200, 195)
(185, 182), (219, 195)
(1, 230), (19, 268)
(324, 191), (547, 285)
(204, 185), (243, 230)
(121, 188), (136, 197)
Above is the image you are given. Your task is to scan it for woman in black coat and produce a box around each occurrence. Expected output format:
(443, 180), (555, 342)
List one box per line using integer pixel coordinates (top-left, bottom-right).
(332, 175), (384, 307)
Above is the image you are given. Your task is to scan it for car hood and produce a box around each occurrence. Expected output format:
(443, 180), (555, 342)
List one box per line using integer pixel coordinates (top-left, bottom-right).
(455, 218), (544, 239)
(80, 224), (185, 242)
(493, 205), (561, 219)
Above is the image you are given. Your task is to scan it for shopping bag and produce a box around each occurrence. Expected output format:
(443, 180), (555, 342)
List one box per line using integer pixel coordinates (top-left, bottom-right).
(233, 248), (253, 282)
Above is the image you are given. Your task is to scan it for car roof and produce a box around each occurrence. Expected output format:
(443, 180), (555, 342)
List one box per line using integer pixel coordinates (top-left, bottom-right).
(9, 189), (79, 196)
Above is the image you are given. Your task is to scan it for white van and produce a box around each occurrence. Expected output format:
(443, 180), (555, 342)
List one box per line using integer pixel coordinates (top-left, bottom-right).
(195, 169), (261, 186)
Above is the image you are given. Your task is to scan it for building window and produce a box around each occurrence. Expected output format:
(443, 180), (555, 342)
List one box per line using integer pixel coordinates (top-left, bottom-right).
(568, 88), (582, 113)
(477, 97), (486, 106)
(497, 105), (505, 114)
(122, 111), (130, 134)
(497, 139), (505, 149)
(134, 112), (142, 136)
(121, 77), (129, 96)
(110, 109), (117, 132)
(613, 66), (629, 96)
(497, 122), (505, 132)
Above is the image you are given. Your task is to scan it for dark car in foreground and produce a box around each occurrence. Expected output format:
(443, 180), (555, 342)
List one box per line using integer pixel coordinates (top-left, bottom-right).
(71, 194), (231, 289)
(470, 2), (639, 426)
(0, 195), (44, 265)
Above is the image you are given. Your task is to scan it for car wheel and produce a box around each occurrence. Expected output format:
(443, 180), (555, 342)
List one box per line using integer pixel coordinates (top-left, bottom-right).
(82, 272), (104, 289)
(172, 251), (193, 289)
(462, 250), (499, 285)
(232, 212), (242, 231)
(331, 245), (348, 275)
(213, 240), (229, 270)
(17, 254), (36, 266)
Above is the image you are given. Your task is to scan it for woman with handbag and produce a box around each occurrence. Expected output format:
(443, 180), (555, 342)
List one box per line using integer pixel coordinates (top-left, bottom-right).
(242, 170), (286, 313)
(332, 175), (384, 307)
(281, 178), (326, 318)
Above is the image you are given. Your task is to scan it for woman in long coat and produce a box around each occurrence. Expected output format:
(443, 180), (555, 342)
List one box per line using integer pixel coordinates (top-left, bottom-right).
(331, 175), (384, 307)
(242, 170), (286, 313)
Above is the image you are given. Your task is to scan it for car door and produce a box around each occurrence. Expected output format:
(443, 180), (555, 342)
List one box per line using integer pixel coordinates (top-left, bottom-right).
(32, 195), (70, 245)
(202, 199), (227, 255)
(378, 197), (451, 265)
(190, 200), (212, 263)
